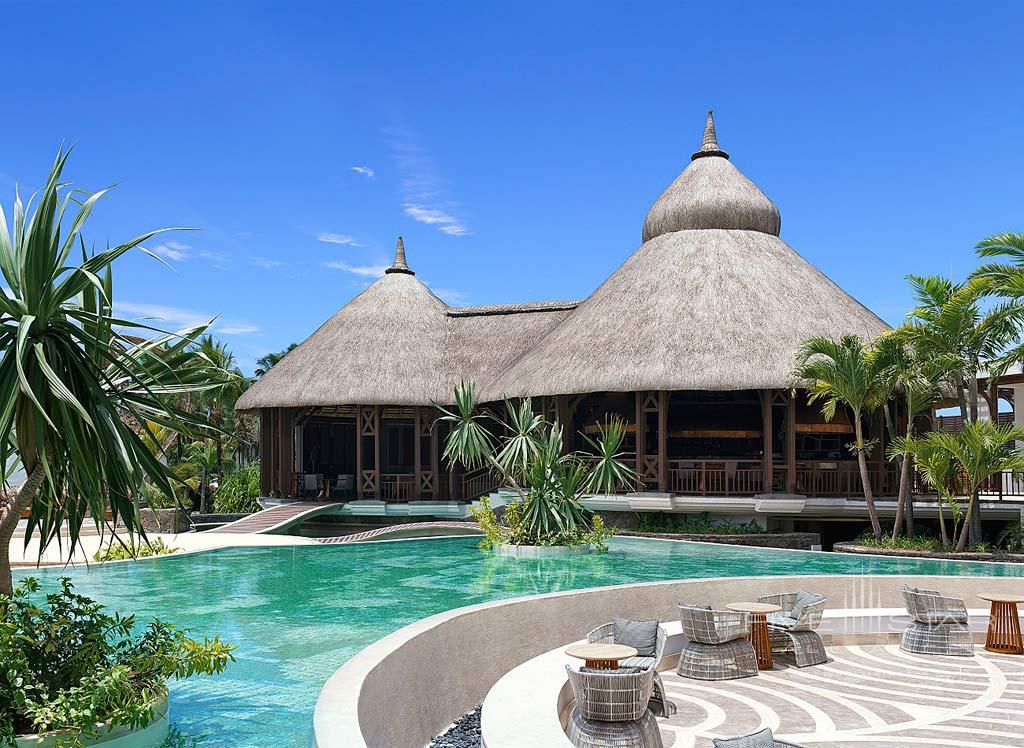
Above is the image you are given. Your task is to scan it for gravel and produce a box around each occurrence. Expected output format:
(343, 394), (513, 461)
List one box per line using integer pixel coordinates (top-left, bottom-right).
(429, 705), (482, 748)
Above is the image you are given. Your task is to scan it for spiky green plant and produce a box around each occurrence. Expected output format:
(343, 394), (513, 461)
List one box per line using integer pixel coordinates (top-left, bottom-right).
(0, 151), (223, 595)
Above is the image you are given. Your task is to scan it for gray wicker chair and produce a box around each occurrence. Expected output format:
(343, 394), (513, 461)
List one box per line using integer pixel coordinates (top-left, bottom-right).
(565, 666), (663, 748)
(758, 592), (827, 667)
(677, 603), (757, 680)
(712, 727), (806, 747)
(899, 586), (974, 656)
(587, 623), (676, 717)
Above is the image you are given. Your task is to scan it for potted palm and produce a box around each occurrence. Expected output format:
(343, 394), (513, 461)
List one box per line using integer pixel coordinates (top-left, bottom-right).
(437, 382), (636, 556)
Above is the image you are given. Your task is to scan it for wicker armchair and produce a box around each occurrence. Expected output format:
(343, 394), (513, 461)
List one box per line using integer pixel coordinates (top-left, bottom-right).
(565, 666), (663, 748)
(677, 603), (757, 680)
(900, 587), (974, 656)
(758, 592), (827, 667)
(712, 727), (806, 747)
(587, 622), (676, 717)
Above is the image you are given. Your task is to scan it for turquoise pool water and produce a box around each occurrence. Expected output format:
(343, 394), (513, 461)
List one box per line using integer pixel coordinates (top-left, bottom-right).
(16, 536), (1024, 746)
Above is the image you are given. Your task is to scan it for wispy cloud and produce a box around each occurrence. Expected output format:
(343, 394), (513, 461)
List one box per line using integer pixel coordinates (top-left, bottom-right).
(323, 261), (389, 278)
(317, 232), (362, 246)
(351, 165), (375, 178)
(402, 204), (469, 236)
(146, 240), (230, 268)
(249, 256), (285, 269)
(114, 301), (260, 335)
(388, 126), (470, 237)
(430, 286), (468, 305)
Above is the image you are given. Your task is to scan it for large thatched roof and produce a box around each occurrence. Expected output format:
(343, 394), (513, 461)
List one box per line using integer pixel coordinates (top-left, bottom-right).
(238, 112), (887, 411)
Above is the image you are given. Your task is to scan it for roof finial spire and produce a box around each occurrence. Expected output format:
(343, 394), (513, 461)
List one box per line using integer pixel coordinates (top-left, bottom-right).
(691, 109), (729, 161)
(385, 235), (414, 275)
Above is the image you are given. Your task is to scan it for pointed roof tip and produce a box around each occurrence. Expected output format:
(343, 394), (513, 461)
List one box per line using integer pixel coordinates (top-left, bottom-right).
(691, 109), (729, 161)
(385, 235), (414, 275)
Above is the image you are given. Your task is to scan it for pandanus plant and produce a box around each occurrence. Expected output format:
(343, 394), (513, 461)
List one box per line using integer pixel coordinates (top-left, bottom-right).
(436, 381), (636, 543)
(0, 151), (224, 595)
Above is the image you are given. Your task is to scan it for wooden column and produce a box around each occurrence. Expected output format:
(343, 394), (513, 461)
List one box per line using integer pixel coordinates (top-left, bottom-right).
(358, 406), (380, 498)
(761, 390), (773, 494)
(414, 405), (422, 500)
(787, 392), (797, 493)
(430, 410), (440, 499)
(635, 392), (645, 489)
(658, 391), (668, 492)
(355, 406), (363, 499)
(259, 409), (272, 496)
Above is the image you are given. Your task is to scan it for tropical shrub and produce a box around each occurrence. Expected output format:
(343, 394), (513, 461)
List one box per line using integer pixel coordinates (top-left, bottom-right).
(440, 382), (634, 549)
(0, 578), (233, 746)
(998, 521), (1024, 553)
(470, 498), (617, 551)
(212, 461), (262, 514)
(93, 538), (179, 562)
(636, 512), (765, 535)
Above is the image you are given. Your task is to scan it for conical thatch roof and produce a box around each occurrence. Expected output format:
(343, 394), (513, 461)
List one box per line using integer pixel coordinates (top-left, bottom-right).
(236, 237), (449, 409)
(488, 113), (887, 399)
(642, 110), (781, 240)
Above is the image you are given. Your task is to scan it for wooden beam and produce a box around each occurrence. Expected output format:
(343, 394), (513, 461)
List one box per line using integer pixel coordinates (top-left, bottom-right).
(373, 405), (381, 498)
(355, 406), (363, 499)
(635, 391), (645, 486)
(761, 390), (773, 493)
(259, 409), (272, 496)
(657, 391), (668, 492)
(430, 409), (440, 499)
(787, 392), (797, 493)
(556, 394), (570, 452)
(413, 405), (421, 500)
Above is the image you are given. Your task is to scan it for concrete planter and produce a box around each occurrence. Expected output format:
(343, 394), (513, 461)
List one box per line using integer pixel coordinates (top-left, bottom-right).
(493, 543), (593, 558)
(16, 694), (169, 748)
(834, 541), (1024, 564)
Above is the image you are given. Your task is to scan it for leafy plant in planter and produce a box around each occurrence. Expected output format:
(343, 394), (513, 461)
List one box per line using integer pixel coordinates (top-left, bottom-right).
(438, 382), (636, 550)
(0, 578), (233, 746)
(211, 461), (262, 514)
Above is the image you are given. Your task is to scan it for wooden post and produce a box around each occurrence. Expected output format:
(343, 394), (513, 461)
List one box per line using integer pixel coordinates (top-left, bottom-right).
(787, 392), (797, 493)
(658, 391), (668, 492)
(431, 410), (440, 499)
(635, 392), (645, 488)
(413, 406), (421, 500)
(259, 409), (272, 496)
(355, 406), (363, 499)
(373, 405), (381, 499)
(761, 390), (773, 494)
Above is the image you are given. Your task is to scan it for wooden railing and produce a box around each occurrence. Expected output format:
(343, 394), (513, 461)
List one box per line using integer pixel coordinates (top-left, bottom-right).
(668, 460), (765, 496)
(460, 466), (502, 501)
(666, 459), (902, 498)
(379, 473), (416, 502)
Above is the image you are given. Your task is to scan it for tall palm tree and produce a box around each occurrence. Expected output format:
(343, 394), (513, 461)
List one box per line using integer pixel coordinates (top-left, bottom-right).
(0, 151), (220, 595)
(872, 331), (942, 540)
(254, 343), (297, 378)
(794, 335), (886, 538)
(194, 336), (247, 511)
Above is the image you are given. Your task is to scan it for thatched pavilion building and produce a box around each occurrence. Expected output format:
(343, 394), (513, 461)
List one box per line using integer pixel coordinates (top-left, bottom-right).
(237, 113), (897, 517)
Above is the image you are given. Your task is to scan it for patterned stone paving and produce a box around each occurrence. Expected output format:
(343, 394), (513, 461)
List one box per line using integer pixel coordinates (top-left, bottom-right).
(660, 644), (1024, 747)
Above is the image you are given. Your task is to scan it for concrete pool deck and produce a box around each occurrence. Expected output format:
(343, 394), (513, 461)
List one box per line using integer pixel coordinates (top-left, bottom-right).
(9, 520), (316, 567)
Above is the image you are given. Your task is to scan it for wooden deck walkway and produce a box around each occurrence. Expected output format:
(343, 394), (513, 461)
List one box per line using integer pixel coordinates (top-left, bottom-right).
(316, 521), (481, 544)
(216, 502), (344, 534)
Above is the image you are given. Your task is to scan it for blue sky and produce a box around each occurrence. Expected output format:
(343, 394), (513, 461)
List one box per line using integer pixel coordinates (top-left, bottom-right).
(2, 2), (1023, 372)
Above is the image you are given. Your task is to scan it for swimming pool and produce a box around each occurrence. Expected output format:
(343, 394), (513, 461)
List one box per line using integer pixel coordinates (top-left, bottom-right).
(16, 536), (1024, 746)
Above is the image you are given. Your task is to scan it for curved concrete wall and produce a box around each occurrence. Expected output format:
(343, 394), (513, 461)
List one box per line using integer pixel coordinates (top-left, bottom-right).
(313, 573), (1023, 748)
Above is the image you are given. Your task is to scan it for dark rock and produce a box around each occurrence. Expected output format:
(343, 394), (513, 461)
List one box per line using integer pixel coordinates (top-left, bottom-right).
(430, 705), (482, 748)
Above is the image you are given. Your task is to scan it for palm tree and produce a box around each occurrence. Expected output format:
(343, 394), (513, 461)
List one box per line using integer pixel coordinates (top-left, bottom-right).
(794, 335), (886, 538)
(255, 343), (297, 378)
(872, 331), (942, 540)
(902, 274), (1018, 545)
(194, 336), (247, 510)
(900, 421), (1024, 551)
(0, 152), (220, 595)
(892, 435), (962, 549)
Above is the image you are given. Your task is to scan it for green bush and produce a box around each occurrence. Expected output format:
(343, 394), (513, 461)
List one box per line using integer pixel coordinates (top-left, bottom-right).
(93, 538), (179, 562)
(470, 497), (617, 552)
(998, 521), (1024, 553)
(212, 462), (262, 514)
(0, 578), (233, 746)
(635, 512), (765, 535)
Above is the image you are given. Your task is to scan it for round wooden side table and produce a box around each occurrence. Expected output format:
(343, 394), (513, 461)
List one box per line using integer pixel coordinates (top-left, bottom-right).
(564, 642), (638, 670)
(978, 594), (1024, 654)
(728, 601), (782, 670)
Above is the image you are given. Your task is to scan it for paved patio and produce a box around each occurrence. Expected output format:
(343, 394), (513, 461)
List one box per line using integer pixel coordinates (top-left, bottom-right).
(660, 644), (1024, 747)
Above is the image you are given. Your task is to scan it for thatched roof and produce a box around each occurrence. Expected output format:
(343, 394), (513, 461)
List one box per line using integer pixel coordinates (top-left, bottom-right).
(236, 238), (450, 409)
(239, 112), (887, 410)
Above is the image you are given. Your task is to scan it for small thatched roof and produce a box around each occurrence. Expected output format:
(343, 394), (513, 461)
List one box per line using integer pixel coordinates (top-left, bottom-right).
(240, 112), (887, 410)
(642, 110), (781, 241)
(236, 238), (450, 409)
